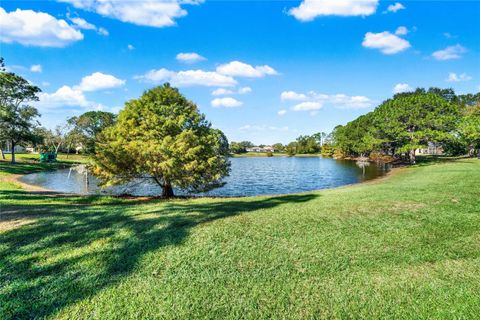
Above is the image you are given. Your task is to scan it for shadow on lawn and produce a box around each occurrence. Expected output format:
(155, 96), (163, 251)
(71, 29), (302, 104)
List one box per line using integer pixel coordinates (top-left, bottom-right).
(0, 191), (317, 319)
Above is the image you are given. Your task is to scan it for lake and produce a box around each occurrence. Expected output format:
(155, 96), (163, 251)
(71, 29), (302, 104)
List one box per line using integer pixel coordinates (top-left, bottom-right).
(20, 157), (390, 197)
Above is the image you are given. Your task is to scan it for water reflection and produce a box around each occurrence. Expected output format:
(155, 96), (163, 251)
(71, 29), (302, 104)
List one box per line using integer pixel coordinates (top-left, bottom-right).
(21, 157), (390, 197)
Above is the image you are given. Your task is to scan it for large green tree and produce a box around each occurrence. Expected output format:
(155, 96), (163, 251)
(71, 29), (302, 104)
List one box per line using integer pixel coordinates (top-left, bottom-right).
(0, 58), (41, 163)
(374, 92), (459, 163)
(67, 111), (116, 154)
(458, 103), (480, 158)
(93, 84), (231, 198)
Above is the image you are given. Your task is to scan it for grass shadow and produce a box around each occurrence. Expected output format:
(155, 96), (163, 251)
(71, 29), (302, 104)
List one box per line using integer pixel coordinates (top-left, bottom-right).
(0, 190), (318, 319)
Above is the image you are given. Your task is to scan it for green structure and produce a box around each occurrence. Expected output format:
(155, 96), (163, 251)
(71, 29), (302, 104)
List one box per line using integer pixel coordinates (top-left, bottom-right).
(40, 152), (57, 163)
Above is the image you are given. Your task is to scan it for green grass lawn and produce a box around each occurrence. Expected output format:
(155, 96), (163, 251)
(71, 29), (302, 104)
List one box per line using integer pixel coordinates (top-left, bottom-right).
(1, 158), (479, 319)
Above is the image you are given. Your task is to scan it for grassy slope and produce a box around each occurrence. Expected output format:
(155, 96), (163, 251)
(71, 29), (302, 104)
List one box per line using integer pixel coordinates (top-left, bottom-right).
(1, 159), (479, 319)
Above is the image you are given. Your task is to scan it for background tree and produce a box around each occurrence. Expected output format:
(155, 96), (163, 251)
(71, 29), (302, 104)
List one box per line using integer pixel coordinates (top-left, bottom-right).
(295, 135), (320, 154)
(93, 84), (231, 198)
(0, 58), (41, 163)
(458, 103), (480, 158)
(374, 92), (459, 163)
(43, 124), (71, 153)
(272, 143), (285, 152)
(229, 141), (246, 154)
(68, 111), (116, 154)
(286, 142), (297, 156)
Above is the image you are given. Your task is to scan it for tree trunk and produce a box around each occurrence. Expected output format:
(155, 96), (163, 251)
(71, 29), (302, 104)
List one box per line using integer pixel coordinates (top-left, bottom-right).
(477, 148), (480, 159)
(161, 183), (174, 198)
(11, 141), (16, 164)
(0, 148), (5, 160)
(409, 149), (416, 165)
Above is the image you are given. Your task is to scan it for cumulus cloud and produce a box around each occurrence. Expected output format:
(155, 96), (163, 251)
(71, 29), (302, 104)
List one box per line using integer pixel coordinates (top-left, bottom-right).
(432, 44), (467, 60)
(59, 0), (203, 28)
(211, 97), (243, 108)
(239, 125), (290, 132)
(385, 2), (405, 13)
(75, 72), (125, 92)
(69, 16), (96, 30)
(176, 52), (206, 64)
(67, 13), (109, 36)
(212, 87), (252, 96)
(278, 110), (287, 116)
(216, 61), (278, 78)
(288, 0), (378, 21)
(282, 90), (373, 111)
(238, 86), (252, 94)
(212, 88), (234, 96)
(127, 44), (135, 50)
(393, 83), (413, 94)
(37, 85), (89, 110)
(37, 72), (125, 110)
(0, 8), (83, 47)
(395, 26), (408, 36)
(292, 101), (323, 111)
(446, 72), (472, 82)
(135, 68), (237, 87)
(362, 31), (411, 54)
(30, 64), (42, 73)
(280, 91), (308, 101)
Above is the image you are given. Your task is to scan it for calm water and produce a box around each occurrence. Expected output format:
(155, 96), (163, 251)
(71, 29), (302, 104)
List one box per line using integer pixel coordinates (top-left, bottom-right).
(21, 157), (389, 197)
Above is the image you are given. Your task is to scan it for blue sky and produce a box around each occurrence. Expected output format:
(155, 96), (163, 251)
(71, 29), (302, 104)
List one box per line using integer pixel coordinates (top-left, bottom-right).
(1, 0), (479, 144)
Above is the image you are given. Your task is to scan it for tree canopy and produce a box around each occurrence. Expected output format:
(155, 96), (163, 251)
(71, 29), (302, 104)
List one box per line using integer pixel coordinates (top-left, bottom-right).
(0, 58), (41, 163)
(67, 111), (116, 154)
(93, 84), (231, 197)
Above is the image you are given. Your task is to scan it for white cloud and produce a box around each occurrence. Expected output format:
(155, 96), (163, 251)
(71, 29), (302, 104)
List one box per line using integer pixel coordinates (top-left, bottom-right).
(0, 8), (83, 47)
(278, 109), (287, 116)
(59, 0), (203, 28)
(329, 94), (372, 109)
(127, 44), (135, 50)
(432, 44), (467, 61)
(135, 68), (237, 87)
(30, 64), (42, 73)
(446, 72), (472, 82)
(212, 88), (234, 96)
(36, 72), (125, 112)
(284, 91), (372, 111)
(97, 27), (109, 36)
(68, 14), (109, 36)
(176, 52), (206, 64)
(37, 85), (89, 110)
(239, 125), (290, 132)
(69, 16), (96, 30)
(393, 83), (413, 94)
(385, 2), (405, 13)
(76, 72), (126, 92)
(212, 86), (252, 96)
(443, 32), (456, 39)
(292, 101), (323, 111)
(238, 86), (252, 94)
(362, 31), (411, 54)
(395, 26), (408, 36)
(211, 97), (243, 108)
(281, 91), (309, 101)
(216, 61), (278, 78)
(288, 0), (378, 21)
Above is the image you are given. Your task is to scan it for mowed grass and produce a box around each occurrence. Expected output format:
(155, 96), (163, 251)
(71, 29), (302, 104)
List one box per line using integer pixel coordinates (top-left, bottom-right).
(1, 159), (479, 319)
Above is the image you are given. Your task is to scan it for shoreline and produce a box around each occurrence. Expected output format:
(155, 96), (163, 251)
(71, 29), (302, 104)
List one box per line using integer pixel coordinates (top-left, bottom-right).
(9, 162), (399, 200)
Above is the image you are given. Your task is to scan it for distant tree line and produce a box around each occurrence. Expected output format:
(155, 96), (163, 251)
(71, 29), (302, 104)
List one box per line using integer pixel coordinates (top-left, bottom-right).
(330, 88), (480, 163)
(228, 88), (479, 164)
